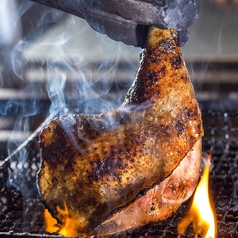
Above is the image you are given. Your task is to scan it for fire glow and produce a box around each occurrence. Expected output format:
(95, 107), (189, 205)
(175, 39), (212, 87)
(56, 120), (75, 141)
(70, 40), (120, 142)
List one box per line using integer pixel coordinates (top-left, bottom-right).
(44, 201), (79, 237)
(178, 152), (217, 238)
(44, 153), (217, 237)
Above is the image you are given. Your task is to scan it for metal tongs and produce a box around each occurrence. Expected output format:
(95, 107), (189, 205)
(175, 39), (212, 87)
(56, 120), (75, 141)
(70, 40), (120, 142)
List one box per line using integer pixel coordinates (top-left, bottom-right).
(29, 0), (199, 47)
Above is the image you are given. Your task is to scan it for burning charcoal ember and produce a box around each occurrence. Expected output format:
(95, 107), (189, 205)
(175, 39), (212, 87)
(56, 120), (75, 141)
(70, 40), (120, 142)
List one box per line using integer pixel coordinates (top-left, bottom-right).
(37, 26), (203, 236)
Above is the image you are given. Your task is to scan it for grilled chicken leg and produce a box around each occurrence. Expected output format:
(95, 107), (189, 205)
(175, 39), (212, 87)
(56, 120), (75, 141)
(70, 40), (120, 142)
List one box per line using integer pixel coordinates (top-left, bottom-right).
(38, 26), (203, 235)
(93, 138), (202, 236)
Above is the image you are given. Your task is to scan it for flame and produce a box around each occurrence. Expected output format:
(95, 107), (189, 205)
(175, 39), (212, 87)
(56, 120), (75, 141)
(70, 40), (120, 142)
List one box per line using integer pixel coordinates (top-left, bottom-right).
(178, 152), (217, 238)
(44, 201), (79, 237)
(44, 154), (217, 237)
(44, 208), (60, 233)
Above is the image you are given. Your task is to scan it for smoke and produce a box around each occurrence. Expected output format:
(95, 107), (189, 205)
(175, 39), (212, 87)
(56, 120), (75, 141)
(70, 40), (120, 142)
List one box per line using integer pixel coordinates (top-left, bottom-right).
(0, 1), (141, 232)
(23, 15), (140, 115)
(1, 0), (140, 205)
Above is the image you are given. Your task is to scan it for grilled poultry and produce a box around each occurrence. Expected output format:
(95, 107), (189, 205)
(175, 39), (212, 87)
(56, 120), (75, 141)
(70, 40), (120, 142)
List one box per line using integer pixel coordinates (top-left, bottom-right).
(38, 26), (203, 235)
(93, 138), (202, 236)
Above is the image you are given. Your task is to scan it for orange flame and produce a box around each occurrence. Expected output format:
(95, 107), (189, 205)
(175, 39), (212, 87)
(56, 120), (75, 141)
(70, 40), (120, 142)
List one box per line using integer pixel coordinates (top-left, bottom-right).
(44, 201), (79, 237)
(44, 154), (217, 237)
(178, 152), (217, 238)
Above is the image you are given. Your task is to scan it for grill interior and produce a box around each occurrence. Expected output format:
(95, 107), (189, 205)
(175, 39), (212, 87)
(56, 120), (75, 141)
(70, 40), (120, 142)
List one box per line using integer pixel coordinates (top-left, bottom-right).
(1, 1), (238, 237)
(1, 110), (238, 237)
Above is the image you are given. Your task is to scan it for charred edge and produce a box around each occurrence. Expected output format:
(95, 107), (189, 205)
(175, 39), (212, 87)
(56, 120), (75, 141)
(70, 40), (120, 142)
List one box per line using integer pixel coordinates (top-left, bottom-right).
(99, 167), (173, 227)
(180, 74), (190, 82)
(40, 123), (76, 169)
(78, 115), (102, 139)
(175, 106), (199, 136)
(128, 34), (178, 104)
(78, 112), (129, 135)
(193, 104), (203, 136)
(176, 106), (202, 137)
(87, 142), (140, 183)
(148, 47), (162, 63)
(187, 105), (203, 137)
(188, 135), (196, 147)
(175, 120), (185, 136)
(171, 55), (183, 69)
(185, 106), (197, 119)
(161, 124), (172, 137)
(129, 64), (166, 103)
(158, 39), (176, 54)
(139, 70), (161, 101)
(100, 126), (200, 225)
(196, 121), (203, 136)
(173, 30), (180, 47)
(88, 156), (124, 183)
(126, 80), (145, 104)
(145, 68), (166, 85)
(147, 70), (159, 83)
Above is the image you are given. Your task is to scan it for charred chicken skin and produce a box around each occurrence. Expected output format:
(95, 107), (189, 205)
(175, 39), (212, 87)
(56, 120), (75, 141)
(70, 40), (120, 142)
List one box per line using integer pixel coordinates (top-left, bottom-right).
(38, 27), (203, 235)
(93, 138), (202, 236)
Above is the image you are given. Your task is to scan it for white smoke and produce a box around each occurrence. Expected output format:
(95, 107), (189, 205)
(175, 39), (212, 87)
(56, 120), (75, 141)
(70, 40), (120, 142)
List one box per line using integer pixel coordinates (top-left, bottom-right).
(1, 0), (140, 198)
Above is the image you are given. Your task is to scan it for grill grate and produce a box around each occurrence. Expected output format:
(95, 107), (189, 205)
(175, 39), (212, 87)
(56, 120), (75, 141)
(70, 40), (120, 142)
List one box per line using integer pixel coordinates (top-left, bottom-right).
(1, 110), (238, 237)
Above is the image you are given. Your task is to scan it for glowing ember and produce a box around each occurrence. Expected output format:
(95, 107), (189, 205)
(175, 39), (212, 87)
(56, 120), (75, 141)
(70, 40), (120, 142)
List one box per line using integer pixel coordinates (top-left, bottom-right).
(44, 201), (79, 237)
(178, 152), (217, 238)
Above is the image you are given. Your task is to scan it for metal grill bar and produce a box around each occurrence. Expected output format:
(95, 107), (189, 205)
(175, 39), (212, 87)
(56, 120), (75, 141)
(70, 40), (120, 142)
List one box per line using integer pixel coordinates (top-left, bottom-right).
(1, 110), (238, 237)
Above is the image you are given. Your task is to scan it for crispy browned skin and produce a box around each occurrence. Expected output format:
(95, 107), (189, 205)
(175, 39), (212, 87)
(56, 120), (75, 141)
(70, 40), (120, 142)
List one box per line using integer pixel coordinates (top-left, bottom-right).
(38, 27), (203, 234)
(93, 139), (202, 236)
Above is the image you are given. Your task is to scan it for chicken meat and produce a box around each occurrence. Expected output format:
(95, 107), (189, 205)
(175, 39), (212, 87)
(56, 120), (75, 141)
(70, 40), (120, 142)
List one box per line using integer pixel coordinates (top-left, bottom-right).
(93, 138), (202, 236)
(38, 26), (203, 235)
